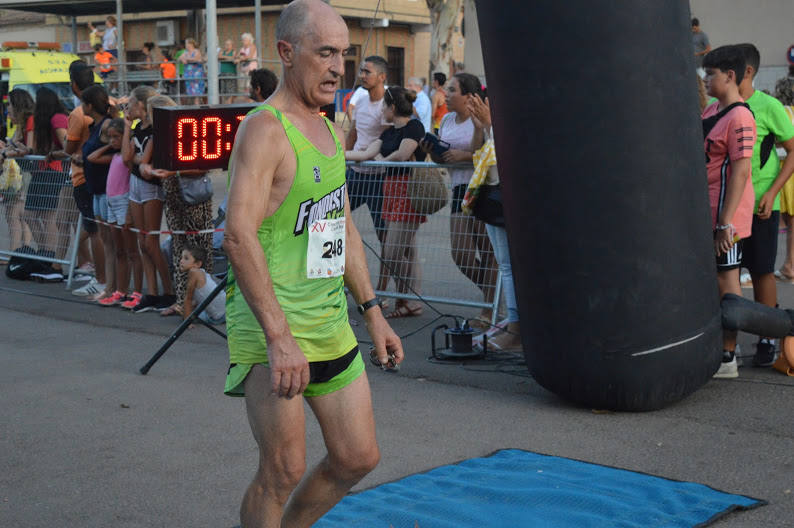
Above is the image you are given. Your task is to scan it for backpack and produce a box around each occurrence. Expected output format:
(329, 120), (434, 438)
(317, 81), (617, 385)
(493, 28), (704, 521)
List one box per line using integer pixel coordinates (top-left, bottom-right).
(5, 246), (47, 281)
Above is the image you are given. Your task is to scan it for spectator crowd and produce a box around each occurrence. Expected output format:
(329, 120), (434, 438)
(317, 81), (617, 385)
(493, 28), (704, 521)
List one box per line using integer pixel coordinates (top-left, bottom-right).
(0, 57), (283, 326)
(2, 21), (794, 370)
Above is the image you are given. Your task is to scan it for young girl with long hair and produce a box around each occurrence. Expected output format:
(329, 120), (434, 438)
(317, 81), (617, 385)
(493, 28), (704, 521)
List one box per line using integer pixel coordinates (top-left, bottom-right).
(24, 87), (69, 275)
(1, 89), (35, 252)
(85, 118), (143, 306)
(141, 95), (214, 317)
(122, 85), (175, 312)
(81, 85), (118, 300)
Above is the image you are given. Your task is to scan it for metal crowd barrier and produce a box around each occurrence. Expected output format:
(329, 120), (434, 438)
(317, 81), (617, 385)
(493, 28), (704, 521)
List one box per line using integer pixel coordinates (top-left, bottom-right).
(0, 155), (81, 288)
(0, 155), (504, 321)
(347, 161), (503, 323)
(102, 59), (282, 104)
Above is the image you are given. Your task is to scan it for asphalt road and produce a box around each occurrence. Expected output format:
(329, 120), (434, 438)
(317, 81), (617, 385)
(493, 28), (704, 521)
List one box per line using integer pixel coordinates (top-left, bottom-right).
(1, 267), (793, 527)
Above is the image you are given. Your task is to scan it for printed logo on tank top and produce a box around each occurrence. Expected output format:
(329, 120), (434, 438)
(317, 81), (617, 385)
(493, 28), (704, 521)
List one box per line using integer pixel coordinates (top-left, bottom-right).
(313, 166), (321, 183)
(293, 182), (346, 236)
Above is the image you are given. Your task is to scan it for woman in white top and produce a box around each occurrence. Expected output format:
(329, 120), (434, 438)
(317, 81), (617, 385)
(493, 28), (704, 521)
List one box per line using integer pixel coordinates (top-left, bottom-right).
(422, 73), (497, 327)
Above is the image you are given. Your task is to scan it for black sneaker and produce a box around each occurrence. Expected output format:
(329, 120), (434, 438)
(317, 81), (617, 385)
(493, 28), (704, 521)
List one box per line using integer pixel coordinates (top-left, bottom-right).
(155, 294), (177, 311)
(30, 271), (64, 283)
(752, 339), (777, 367)
(30, 263), (64, 282)
(132, 294), (161, 313)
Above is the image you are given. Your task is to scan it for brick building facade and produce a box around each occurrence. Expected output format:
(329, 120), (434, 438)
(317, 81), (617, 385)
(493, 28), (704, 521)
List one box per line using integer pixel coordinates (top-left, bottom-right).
(29, 1), (459, 90)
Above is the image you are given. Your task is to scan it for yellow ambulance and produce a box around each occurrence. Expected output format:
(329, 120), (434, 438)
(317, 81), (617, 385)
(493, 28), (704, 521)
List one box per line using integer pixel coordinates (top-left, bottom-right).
(1, 41), (87, 139)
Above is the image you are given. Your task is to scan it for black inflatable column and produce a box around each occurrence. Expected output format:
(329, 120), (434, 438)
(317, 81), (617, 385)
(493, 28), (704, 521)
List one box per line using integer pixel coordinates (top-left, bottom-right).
(474, 0), (721, 410)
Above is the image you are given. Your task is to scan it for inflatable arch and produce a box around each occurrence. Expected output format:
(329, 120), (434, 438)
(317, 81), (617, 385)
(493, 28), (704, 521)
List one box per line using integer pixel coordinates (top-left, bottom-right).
(475, 0), (722, 410)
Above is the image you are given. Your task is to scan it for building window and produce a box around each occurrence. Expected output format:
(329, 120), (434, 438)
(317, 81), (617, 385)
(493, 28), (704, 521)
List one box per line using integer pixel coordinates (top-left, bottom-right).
(344, 45), (361, 89)
(387, 46), (404, 88)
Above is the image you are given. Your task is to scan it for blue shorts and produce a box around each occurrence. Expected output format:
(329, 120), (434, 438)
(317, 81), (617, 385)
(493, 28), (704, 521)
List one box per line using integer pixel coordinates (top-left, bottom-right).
(92, 194), (109, 220)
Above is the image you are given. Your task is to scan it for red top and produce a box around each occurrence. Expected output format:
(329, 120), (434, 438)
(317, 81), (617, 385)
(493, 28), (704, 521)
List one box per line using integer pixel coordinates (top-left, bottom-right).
(23, 115), (34, 145)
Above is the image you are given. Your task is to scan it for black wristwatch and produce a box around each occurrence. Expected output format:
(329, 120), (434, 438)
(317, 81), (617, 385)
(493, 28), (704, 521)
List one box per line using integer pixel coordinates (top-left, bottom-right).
(357, 297), (380, 315)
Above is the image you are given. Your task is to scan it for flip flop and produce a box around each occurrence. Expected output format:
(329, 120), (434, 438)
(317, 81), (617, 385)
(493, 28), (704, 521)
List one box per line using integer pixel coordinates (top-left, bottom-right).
(774, 270), (794, 283)
(385, 304), (422, 319)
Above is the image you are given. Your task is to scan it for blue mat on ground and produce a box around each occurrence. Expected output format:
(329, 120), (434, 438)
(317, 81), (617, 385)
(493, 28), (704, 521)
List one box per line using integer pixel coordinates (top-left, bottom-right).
(315, 449), (764, 528)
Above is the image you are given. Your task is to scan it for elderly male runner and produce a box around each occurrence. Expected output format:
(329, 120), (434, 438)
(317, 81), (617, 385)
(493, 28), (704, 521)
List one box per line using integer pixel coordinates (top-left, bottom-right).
(223, 1), (404, 526)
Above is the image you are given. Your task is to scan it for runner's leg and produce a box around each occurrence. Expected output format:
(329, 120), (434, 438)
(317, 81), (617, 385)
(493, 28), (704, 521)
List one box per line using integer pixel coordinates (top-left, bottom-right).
(241, 364), (307, 528)
(282, 371), (379, 527)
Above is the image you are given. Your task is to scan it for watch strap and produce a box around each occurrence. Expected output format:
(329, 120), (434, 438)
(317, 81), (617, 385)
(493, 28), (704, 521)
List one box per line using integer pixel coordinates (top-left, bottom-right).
(357, 297), (380, 314)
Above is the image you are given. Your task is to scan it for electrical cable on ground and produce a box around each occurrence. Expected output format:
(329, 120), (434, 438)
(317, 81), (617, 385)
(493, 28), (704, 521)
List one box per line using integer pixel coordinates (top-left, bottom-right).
(357, 237), (532, 376)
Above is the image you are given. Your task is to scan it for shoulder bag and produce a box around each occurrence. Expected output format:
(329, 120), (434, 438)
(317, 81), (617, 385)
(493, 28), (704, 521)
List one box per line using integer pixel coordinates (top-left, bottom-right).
(178, 172), (213, 205)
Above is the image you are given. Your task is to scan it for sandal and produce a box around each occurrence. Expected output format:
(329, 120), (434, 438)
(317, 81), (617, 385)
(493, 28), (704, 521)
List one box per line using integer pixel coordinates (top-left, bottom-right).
(160, 304), (182, 317)
(385, 303), (422, 319)
(467, 317), (491, 331)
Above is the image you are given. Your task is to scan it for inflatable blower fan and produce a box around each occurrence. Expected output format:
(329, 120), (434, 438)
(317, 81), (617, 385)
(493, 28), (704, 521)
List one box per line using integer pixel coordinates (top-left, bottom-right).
(475, 0), (723, 411)
(431, 318), (482, 360)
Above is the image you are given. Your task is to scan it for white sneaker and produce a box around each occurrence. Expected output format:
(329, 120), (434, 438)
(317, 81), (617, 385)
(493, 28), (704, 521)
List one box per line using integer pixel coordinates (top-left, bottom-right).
(713, 350), (738, 379)
(71, 278), (105, 297)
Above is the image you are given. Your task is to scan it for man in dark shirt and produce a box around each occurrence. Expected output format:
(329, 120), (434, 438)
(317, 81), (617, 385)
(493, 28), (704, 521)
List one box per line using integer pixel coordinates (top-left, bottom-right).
(692, 18), (711, 76)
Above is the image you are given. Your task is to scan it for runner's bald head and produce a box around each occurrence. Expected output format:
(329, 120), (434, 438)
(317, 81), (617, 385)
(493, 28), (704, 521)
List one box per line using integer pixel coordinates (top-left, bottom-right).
(276, 0), (344, 47)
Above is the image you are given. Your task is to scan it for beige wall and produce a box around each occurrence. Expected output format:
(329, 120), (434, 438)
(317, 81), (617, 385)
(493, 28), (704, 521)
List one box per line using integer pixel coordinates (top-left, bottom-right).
(689, 0), (794, 92)
(332, 0), (430, 24)
(689, 0), (793, 66)
(66, 12), (428, 86)
(31, 3), (435, 89)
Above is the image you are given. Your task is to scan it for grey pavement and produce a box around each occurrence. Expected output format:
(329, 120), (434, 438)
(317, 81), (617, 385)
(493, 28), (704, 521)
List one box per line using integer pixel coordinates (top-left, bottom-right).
(2, 248), (794, 526)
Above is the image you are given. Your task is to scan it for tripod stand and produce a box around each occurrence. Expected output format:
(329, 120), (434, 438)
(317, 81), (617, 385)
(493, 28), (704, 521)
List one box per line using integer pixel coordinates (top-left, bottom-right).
(139, 275), (227, 375)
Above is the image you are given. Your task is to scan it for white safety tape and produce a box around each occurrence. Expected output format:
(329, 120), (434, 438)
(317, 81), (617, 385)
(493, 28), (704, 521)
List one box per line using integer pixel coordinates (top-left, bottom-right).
(84, 216), (223, 236)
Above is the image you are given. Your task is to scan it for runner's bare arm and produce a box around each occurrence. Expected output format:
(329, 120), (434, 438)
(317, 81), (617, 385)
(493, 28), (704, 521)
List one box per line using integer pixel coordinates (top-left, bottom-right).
(224, 113), (310, 397)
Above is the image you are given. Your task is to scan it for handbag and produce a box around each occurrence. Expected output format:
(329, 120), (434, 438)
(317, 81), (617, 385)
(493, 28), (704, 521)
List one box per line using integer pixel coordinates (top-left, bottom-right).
(408, 168), (449, 215)
(473, 184), (505, 227)
(462, 139), (497, 215)
(178, 172), (213, 205)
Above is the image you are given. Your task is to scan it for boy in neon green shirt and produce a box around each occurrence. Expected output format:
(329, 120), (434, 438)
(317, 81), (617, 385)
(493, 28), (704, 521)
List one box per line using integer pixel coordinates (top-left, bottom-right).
(736, 43), (794, 367)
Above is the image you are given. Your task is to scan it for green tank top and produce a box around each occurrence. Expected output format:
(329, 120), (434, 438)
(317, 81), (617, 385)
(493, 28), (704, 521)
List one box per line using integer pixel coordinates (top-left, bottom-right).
(226, 104), (357, 364)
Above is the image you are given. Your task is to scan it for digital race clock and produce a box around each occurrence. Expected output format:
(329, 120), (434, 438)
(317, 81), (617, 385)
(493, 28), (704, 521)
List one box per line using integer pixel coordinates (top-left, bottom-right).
(152, 103), (336, 171)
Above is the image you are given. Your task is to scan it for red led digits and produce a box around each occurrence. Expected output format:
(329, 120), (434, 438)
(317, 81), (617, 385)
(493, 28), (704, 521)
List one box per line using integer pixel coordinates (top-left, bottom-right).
(177, 117), (199, 161)
(155, 104), (312, 170)
(202, 117), (223, 160)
